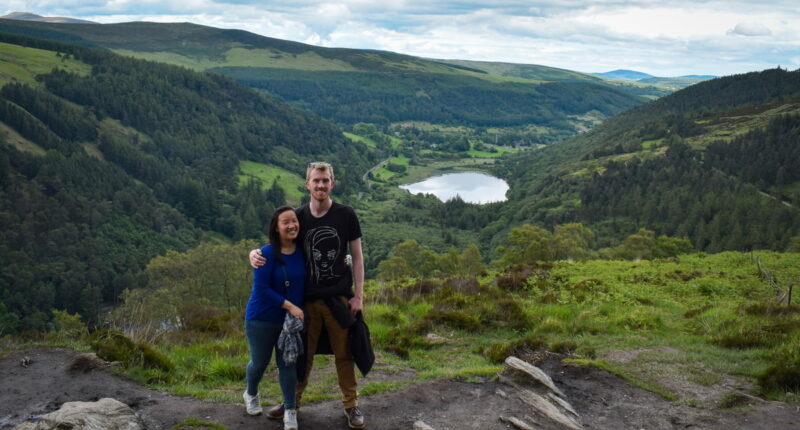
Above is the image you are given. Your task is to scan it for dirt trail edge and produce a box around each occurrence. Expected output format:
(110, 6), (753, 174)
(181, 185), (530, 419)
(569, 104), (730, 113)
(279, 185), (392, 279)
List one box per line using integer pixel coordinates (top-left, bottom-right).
(2, 347), (798, 430)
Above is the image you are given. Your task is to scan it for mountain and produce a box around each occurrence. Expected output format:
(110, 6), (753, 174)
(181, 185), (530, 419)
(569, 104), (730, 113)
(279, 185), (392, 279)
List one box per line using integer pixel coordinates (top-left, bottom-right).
(594, 69), (716, 91)
(593, 69), (654, 81)
(492, 67), (800, 252)
(0, 31), (377, 333)
(0, 12), (96, 24)
(680, 75), (717, 80)
(0, 18), (646, 139)
(437, 60), (670, 99)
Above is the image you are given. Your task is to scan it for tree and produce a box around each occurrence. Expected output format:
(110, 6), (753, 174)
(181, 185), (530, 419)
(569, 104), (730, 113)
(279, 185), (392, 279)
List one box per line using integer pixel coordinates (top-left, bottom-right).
(787, 236), (800, 253)
(497, 224), (553, 267)
(653, 235), (694, 258)
(460, 243), (484, 276)
(552, 223), (595, 260)
(377, 256), (412, 281)
(620, 228), (656, 260)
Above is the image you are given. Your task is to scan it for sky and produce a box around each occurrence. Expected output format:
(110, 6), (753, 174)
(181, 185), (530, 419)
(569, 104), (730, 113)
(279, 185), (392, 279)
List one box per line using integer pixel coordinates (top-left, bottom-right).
(3, 1), (800, 77)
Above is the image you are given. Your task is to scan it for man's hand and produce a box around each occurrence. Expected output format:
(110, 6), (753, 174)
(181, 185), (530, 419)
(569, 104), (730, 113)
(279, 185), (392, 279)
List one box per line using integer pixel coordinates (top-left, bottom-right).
(349, 296), (363, 315)
(249, 248), (266, 268)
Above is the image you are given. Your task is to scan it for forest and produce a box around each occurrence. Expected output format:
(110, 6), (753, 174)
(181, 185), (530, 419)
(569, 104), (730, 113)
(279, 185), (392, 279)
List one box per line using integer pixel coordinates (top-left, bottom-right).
(0, 31), (377, 334)
(1, 28), (800, 346)
(216, 66), (642, 127)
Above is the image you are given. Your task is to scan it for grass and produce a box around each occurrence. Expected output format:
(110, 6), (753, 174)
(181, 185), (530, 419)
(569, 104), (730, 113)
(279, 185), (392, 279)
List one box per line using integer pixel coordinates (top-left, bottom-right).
(114, 48), (360, 72)
(0, 122), (45, 155)
(0, 41), (91, 86)
(13, 251), (797, 409)
(343, 132), (377, 149)
(466, 142), (519, 158)
(238, 161), (305, 204)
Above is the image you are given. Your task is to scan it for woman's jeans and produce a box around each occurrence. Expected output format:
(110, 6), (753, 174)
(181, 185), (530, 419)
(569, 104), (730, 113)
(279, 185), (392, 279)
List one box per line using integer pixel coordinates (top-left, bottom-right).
(245, 319), (297, 409)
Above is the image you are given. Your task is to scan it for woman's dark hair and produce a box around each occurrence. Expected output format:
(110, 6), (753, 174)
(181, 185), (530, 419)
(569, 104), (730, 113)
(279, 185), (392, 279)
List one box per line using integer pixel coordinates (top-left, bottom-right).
(268, 205), (296, 265)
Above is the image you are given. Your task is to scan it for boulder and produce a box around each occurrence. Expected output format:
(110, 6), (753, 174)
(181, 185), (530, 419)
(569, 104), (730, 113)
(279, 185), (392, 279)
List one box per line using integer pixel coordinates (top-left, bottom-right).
(13, 398), (144, 430)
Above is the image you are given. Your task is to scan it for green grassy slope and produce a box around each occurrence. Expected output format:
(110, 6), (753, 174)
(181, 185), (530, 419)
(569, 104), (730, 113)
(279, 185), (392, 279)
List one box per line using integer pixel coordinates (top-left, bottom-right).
(0, 19), (646, 131)
(0, 40), (90, 85)
(491, 68), (800, 252)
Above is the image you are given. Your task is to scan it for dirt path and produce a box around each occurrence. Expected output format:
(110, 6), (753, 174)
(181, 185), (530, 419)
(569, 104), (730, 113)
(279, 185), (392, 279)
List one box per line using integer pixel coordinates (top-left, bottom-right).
(1, 347), (798, 429)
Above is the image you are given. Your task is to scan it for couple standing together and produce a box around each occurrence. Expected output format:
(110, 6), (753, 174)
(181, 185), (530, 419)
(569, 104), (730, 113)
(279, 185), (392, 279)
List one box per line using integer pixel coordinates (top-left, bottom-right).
(243, 162), (367, 429)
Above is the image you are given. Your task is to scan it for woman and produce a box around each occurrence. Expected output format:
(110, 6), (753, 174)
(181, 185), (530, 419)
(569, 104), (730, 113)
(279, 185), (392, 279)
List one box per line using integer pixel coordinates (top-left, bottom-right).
(244, 205), (305, 430)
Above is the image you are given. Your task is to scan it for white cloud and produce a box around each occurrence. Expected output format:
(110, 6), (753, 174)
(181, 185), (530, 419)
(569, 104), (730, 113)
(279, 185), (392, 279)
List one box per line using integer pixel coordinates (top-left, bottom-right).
(728, 22), (773, 37)
(3, 0), (800, 76)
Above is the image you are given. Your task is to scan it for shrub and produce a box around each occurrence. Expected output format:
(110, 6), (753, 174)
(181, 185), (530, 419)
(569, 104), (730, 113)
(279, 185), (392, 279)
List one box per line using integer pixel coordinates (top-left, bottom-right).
(483, 334), (546, 363)
(90, 329), (173, 371)
(90, 329), (139, 365)
(207, 357), (246, 381)
(758, 332), (800, 392)
(717, 392), (750, 409)
(614, 308), (664, 331)
(52, 309), (88, 341)
(180, 306), (238, 335)
(549, 340), (577, 354)
(425, 310), (481, 331)
(496, 298), (533, 331)
(496, 273), (529, 292)
(684, 304), (713, 319)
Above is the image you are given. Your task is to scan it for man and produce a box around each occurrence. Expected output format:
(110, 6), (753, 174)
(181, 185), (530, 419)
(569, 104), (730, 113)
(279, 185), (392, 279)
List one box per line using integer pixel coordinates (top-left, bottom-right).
(249, 161), (366, 429)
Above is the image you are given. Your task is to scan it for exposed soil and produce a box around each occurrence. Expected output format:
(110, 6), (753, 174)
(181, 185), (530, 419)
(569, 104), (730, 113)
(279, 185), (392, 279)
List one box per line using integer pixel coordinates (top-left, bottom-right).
(1, 347), (799, 430)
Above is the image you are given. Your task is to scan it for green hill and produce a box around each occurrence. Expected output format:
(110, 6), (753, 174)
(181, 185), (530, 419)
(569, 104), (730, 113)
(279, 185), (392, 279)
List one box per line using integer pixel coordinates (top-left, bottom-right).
(440, 60), (671, 99)
(0, 18), (645, 134)
(493, 68), (800, 252)
(0, 31), (376, 333)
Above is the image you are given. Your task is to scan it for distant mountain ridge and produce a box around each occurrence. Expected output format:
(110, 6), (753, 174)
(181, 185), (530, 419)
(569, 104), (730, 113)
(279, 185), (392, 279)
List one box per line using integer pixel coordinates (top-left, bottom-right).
(0, 17), (645, 137)
(593, 69), (655, 81)
(1, 12), (96, 24)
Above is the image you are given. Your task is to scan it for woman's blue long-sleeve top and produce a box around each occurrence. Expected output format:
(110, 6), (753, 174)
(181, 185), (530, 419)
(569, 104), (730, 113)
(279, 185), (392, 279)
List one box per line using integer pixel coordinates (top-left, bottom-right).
(245, 244), (305, 323)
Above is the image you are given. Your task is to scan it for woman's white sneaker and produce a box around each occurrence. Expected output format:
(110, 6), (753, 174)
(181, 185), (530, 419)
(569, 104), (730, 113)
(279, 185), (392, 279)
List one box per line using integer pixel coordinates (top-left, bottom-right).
(243, 391), (262, 415)
(284, 408), (298, 430)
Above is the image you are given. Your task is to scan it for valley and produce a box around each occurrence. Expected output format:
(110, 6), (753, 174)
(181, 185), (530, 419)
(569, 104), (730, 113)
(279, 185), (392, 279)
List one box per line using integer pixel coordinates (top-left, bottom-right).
(0, 15), (799, 430)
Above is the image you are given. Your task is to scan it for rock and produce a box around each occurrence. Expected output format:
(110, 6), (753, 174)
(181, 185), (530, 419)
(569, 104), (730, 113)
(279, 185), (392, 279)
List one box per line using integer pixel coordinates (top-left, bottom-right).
(504, 356), (565, 397)
(413, 420), (436, 430)
(499, 415), (536, 430)
(13, 398), (144, 430)
(20, 356), (31, 368)
(67, 353), (108, 373)
(425, 333), (448, 344)
(547, 391), (579, 417)
(517, 389), (582, 430)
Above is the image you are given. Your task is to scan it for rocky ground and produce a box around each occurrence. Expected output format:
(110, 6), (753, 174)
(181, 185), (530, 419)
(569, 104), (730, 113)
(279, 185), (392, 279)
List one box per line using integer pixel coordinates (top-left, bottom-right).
(1, 347), (798, 429)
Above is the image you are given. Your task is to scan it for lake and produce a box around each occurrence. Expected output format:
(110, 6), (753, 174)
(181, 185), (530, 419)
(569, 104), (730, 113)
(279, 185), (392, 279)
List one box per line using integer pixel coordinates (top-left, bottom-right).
(399, 171), (509, 204)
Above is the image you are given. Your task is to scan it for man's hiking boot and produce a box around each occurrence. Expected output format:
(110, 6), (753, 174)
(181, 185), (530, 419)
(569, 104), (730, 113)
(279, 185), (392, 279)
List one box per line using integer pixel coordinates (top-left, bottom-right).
(266, 403), (284, 420)
(283, 409), (298, 430)
(267, 403), (300, 420)
(344, 406), (365, 429)
(243, 391), (262, 416)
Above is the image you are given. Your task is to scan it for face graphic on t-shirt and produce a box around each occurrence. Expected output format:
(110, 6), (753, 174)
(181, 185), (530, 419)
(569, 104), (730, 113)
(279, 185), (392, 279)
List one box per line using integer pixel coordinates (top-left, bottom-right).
(305, 226), (341, 283)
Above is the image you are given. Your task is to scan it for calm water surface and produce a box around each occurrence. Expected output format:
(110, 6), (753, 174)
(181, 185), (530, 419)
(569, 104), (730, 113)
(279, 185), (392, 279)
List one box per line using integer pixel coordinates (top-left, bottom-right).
(400, 171), (509, 204)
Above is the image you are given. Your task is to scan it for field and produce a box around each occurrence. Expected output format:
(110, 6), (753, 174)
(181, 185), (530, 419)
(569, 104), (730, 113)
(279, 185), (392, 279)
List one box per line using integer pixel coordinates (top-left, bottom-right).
(238, 161), (306, 204)
(0, 41), (91, 86)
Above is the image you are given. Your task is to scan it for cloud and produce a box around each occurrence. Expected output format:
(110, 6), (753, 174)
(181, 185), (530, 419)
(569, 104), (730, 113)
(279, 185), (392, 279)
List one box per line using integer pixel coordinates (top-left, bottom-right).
(727, 22), (772, 37)
(4, 0), (800, 76)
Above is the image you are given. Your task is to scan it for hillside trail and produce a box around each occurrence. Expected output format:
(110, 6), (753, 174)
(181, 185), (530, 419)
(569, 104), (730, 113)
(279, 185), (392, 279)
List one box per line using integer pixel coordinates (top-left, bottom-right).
(1, 347), (798, 430)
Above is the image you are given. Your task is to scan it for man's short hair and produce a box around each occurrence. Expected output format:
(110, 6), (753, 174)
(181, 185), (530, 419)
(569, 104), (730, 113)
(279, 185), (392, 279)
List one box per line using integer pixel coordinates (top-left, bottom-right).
(306, 161), (335, 182)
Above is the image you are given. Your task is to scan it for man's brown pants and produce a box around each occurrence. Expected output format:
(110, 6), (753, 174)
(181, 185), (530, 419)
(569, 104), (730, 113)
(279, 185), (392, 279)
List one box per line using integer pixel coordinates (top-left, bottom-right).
(296, 298), (358, 408)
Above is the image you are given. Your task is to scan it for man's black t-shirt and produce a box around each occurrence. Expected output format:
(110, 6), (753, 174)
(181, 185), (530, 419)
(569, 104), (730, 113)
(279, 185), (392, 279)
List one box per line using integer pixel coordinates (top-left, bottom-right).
(296, 202), (361, 295)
